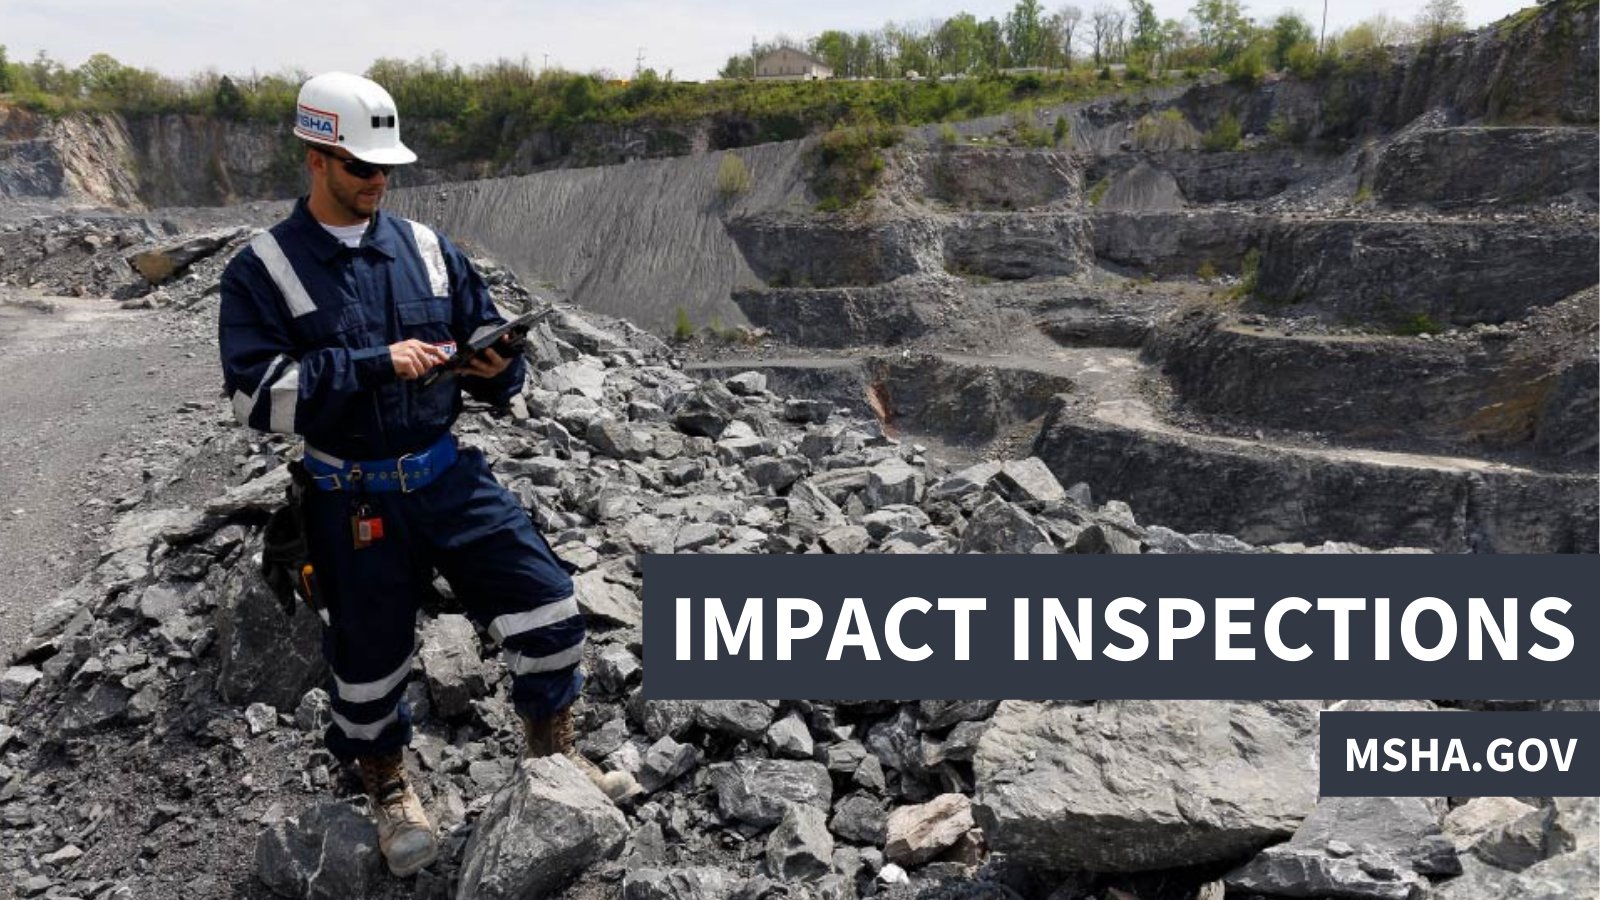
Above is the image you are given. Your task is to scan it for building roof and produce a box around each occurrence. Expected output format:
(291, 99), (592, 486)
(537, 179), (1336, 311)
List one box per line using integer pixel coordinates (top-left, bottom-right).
(757, 47), (830, 69)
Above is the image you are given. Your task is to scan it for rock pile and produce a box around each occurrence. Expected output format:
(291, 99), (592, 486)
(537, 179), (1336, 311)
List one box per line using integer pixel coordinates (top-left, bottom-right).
(1, 248), (1593, 900)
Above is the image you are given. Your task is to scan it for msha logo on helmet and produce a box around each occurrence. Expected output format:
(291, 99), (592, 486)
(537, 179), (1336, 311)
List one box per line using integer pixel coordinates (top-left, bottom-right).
(295, 104), (339, 143)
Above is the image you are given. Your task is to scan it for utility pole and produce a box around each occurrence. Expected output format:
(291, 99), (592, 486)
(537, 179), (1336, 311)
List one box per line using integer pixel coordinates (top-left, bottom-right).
(1319, 0), (1328, 54)
(543, 53), (549, 72)
(751, 35), (758, 80)
(636, 47), (647, 77)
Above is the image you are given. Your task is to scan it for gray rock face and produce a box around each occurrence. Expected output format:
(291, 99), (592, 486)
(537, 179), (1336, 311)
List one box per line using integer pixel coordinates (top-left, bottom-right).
(215, 539), (327, 711)
(865, 460), (926, 510)
(622, 867), (739, 900)
(1091, 209), (1257, 277)
(957, 497), (1052, 553)
(1225, 847), (1429, 900)
(639, 736), (699, 793)
(886, 794), (975, 867)
(766, 805), (835, 881)
(588, 419), (652, 462)
(1031, 397), (1599, 553)
(914, 146), (1081, 210)
(457, 756), (629, 900)
(573, 570), (642, 628)
(734, 280), (937, 349)
(418, 614), (487, 720)
(973, 700), (1320, 871)
(831, 793), (889, 845)
(1254, 219), (1597, 328)
(254, 803), (383, 900)
(1374, 127), (1599, 209)
(726, 214), (939, 288)
(708, 759), (833, 827)
(941, 213), (1091, 280)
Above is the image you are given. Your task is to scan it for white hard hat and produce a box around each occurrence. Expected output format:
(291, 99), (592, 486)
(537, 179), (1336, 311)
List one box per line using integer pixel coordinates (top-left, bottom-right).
(294, 71), (417, 165)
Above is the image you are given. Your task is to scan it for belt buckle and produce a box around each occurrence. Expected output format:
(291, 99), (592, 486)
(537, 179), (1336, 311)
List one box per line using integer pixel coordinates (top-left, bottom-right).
(396, 452), (416, 493)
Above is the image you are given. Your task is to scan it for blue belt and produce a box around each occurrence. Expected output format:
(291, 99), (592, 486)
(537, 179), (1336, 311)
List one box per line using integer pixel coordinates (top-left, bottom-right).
(302, 433), (458, 493)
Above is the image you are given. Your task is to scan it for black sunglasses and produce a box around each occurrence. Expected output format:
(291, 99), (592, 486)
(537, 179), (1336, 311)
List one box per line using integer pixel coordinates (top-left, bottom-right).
(311, 145), (392, 179)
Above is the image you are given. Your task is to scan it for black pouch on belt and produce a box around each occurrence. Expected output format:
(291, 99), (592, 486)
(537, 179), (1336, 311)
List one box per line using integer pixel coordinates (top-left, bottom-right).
(261, 461), (323, 618)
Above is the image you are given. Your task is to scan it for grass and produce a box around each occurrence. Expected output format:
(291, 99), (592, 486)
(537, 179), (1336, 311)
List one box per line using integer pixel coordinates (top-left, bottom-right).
(1392, 313), (1443, 336)
(715, 153), (752, 198)
(1227, 248), (1261, 300)
(1201, 111), (1242, 152)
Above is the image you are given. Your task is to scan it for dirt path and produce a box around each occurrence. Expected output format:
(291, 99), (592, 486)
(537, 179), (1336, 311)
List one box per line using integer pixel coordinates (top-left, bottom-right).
(0, 290), (227, 663)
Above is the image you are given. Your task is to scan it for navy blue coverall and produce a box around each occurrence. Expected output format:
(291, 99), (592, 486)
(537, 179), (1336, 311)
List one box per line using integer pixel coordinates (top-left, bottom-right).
(219, 199), (582, 761)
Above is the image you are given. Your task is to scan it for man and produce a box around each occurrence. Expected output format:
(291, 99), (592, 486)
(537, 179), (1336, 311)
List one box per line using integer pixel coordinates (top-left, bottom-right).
(219, 71), (624, 878)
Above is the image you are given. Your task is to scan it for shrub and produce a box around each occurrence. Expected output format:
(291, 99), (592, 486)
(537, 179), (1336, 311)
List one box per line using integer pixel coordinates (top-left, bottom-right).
(1228, 248), (1261, 300)
(1053, 115), (1070, 146)
(1087, 175), (1112, 206)
(1197, 260), (1218, 280)
(715, 153), (751, 198)
(938, 123), (960, 145)
(809, 117), (901, 211)
(1202, 111), (1242, 152)
(673, 307), (693, 342)
(1354, 184), (1373, 204)
(1393, 313), (1442, 336)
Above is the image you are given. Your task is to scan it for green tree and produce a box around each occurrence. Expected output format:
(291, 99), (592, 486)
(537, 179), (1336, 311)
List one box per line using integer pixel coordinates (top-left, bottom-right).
(1128, 0), (1162, 58)
(1268, 12), (1314, 69)
(1190, 0), (1253, 64)
(0, 45), (11, 94)
(214, 74), (246, 119)
(934, 14), (984, 75)
(977, 17), (1007, 71)
(1005, 0), (1048, 66)
(1417, 0), (1466, 44)
(811, 30), (855, 77)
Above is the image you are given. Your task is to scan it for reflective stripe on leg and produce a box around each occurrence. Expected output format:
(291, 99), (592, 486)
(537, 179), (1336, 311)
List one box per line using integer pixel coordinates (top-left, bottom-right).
(486, 595), (580, 644)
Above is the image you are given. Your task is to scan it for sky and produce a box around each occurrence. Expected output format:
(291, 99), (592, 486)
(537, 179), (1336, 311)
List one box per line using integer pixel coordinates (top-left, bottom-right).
(2, 0), (1539, 83)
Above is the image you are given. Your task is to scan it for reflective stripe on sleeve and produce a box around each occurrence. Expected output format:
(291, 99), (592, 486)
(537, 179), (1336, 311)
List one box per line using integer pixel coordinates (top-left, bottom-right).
(405, 220), (450, 296)
(249, 232), (318, 318)
(266, 361), (301, 434)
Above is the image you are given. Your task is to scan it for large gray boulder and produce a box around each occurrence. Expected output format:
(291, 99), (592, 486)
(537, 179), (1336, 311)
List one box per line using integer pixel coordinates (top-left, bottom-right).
(707, 759), (833, 828)
(973, 700), (1320, 871)
(622, 867), (740, 900)
(254, 803), (384, 900)
(456, 756), (629, 900)
(419, 614), (489, 719)
(216, 537), (327, 711)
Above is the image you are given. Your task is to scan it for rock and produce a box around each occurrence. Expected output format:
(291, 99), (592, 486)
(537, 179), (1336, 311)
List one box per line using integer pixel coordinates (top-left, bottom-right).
(1226, 846), (1429, 900)
(1549, 796), (1598, 853)
(669, 384), (737, 439)
(766, 712), (815, 759)
(886, 794), (975, 867)
(623, 867), (740, 900)
(594, 645), (643, 694)
(860, 505), (931, 540)
(1469, 805), (1549, 872)
(957, 497), (1053, 553)
(216, 539), (327, 711)
(865, 460), (925, 510)
(693, 700), (776, 741)
(918, 700), (1000, 731)
(746, 456), (810, 494)
(545, 360), (608, 400)
(639, 736), (699, 793)
(1286, 797), (1460, 876)
(574, 570), (642, 628)
(1499, 847), (1600, 899)
(588, 419), (652, 461)
(974, 700), (1320, 871)
(830, 793), (889, 845)
(767, 805), (834, 881)
(783, 399), (833, 424)
(825, 740), (869, 773)
(928, 462), (1004, 502)
(295, 689), (332, 732)
(725, 372), (768, 396)
(245, 702), (279, 736)
(53, 682), (131, 738)
(707, 759), (833, 827)
(0, 666), (42, 702)
(457, 756), (629, 900)
(820, 525), (871, 555)
(1443, 797), (1540, 853)
(418, 614), (488, 719)
(993, 458), (1066, 505)
(127, 231), (243, 283)
(254, 802), (384, 900)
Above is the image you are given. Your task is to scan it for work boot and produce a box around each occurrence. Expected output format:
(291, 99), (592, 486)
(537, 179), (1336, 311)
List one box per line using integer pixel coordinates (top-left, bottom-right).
(356, 751), (438, 877)
(522, 706), (641, 803)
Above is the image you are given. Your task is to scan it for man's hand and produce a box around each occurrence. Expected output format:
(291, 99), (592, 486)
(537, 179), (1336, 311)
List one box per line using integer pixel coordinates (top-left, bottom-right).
(389, 339), (452, 380)
(461, 336), (517, 380)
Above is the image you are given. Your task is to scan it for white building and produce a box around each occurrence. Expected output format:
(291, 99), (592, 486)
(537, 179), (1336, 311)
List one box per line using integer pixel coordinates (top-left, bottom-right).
(755, 48), (833, 81)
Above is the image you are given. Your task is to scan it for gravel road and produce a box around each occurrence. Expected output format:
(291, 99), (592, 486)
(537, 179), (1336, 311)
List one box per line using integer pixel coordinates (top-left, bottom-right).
(0, 289), (230, 663)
